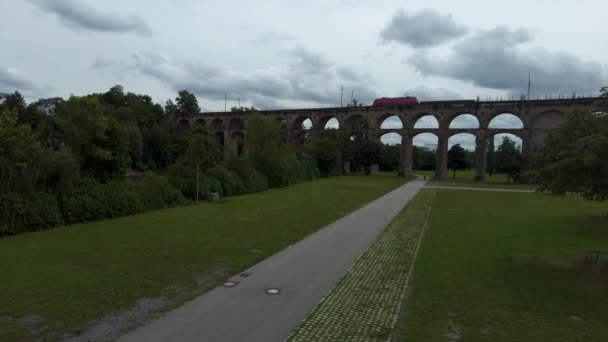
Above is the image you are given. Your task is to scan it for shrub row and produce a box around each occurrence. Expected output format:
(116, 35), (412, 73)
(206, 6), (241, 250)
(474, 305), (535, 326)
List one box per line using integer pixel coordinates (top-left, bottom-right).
(0, 192), (62, 235)
(0, 175), (185, 236)
(1, 154), (322, 237)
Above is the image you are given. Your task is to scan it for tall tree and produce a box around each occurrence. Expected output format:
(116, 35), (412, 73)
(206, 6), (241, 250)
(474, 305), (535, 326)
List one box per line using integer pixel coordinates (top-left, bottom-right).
(55, 96), (129, 181)
(447, 144), (468, 178)
(245, 114), (292, 186)
(495, 136), (523, 183)
(353, 139), (382, 175)
(186, 130), (222, 201)
(1, 91), (26, 113)
(0, 108), (41, 192)
(306, 129), (343, 176)
(175, 90), (200, 113)
(534, 106), (608, 200)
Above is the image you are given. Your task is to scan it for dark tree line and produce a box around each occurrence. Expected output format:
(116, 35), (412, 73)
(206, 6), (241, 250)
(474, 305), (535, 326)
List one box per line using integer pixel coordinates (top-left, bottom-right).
(533, 87), (608, 201)
(0, 86), (322, 236)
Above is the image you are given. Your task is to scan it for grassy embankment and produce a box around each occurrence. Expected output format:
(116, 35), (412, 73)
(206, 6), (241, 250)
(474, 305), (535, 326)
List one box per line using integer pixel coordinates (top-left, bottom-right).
(283, 188), (608, 341)
(397, 190), (608, 341)
(0, 174), (410, 341)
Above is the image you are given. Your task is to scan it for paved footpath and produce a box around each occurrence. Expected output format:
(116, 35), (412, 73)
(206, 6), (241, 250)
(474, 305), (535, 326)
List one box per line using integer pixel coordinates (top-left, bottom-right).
(120, 178), (426, 342)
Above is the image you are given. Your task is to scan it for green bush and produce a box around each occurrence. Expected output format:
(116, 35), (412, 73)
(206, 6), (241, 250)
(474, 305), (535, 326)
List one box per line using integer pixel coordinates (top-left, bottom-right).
(100, 182), (145, 218)
(226, 157), (269, 194)
(207, 164), (244, 196)
(0, 192), (62, 236)
(60, 178), (145, 224)
(129, 174), (186, 209)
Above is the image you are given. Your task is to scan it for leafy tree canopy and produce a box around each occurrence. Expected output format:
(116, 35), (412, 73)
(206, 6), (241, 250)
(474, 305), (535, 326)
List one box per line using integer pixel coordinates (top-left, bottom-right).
(175, 90), (200, 114)
(534, 105), (608, 200)
(447, 144), (468, 178)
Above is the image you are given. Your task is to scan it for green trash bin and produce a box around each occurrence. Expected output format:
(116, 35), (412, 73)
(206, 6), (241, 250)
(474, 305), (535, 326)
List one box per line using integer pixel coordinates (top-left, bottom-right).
(209, 192), (220, 203)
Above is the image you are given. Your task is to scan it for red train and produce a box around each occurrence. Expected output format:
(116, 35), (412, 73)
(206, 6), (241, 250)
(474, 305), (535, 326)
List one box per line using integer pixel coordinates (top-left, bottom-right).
(372, 96), (419, 106)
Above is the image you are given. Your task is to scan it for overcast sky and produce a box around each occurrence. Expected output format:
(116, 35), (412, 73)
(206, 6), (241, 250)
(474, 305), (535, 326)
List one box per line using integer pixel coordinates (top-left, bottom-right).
(2, 0), (607, 147)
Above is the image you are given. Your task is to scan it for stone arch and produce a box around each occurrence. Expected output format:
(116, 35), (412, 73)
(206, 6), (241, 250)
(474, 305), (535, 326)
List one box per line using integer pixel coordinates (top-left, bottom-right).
(489, 113), (524, 129)
(447, 132), (477, 178)
(487, 111), (524, 128)
(449, 114), (479, 129)
(345, 114), (370, 131)
(213, 131), (225, 147)
(230, 131), (245, 155)
(488, 132), (523, 151)
(177, 118), (190, 130)
(318, 115), (340, 129)
(210, 118), (224, 131)
(379, 114), (403, 129)
(413, 132), (439, 150)
(448, 132), (477, 151)
(228, 117), (245, 130)
(380, 132), (402, 145)
(192, 118), (207, 130)
(291, 115), (313, 130)
(412, 132), (439, 171)
(413, 113), (440, 129)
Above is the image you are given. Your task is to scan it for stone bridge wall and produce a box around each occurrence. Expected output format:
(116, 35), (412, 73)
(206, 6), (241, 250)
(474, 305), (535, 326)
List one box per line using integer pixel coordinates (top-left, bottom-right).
(176, 97), (601, 181)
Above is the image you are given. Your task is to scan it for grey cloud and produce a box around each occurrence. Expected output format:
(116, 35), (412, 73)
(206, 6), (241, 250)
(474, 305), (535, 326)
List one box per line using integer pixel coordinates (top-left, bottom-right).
(100, 47), (377, 109)
(409, 26), (606, 96)
(381, 9), (468, 48)
(28, 0), (152, 35)
(0, 68), (46, 96)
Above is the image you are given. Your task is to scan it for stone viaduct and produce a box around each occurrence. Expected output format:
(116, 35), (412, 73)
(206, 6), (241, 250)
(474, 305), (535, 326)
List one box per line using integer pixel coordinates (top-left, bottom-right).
(175, 97), (601, 181)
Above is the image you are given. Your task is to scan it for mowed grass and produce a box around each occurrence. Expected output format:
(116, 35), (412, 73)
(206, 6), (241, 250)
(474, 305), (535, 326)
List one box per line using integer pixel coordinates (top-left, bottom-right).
(415, 169), (537, 190)
(397, 190), (608, 341)
(0, 175), (409, 341)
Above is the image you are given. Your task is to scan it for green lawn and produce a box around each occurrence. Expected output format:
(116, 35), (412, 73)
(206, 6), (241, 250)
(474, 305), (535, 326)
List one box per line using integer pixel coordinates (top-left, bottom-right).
(414, 169), (537, 190)
(0, 175), (409, 341)
(397, 190), (608, 341)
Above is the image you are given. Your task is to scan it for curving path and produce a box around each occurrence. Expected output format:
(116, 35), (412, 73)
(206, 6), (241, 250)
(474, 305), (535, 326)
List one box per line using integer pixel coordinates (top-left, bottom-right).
(119, 178), (426, 342)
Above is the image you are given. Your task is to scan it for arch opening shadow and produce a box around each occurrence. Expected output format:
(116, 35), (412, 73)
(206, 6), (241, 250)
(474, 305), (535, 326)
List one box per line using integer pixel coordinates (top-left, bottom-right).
(213, 131), (225, 147)
(346, 115), (370, 131)
(228, 117), (245, 131)
(193, 118), (206, 128)
(231, 132), (245, 156)
(210, 118), (225, 131)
